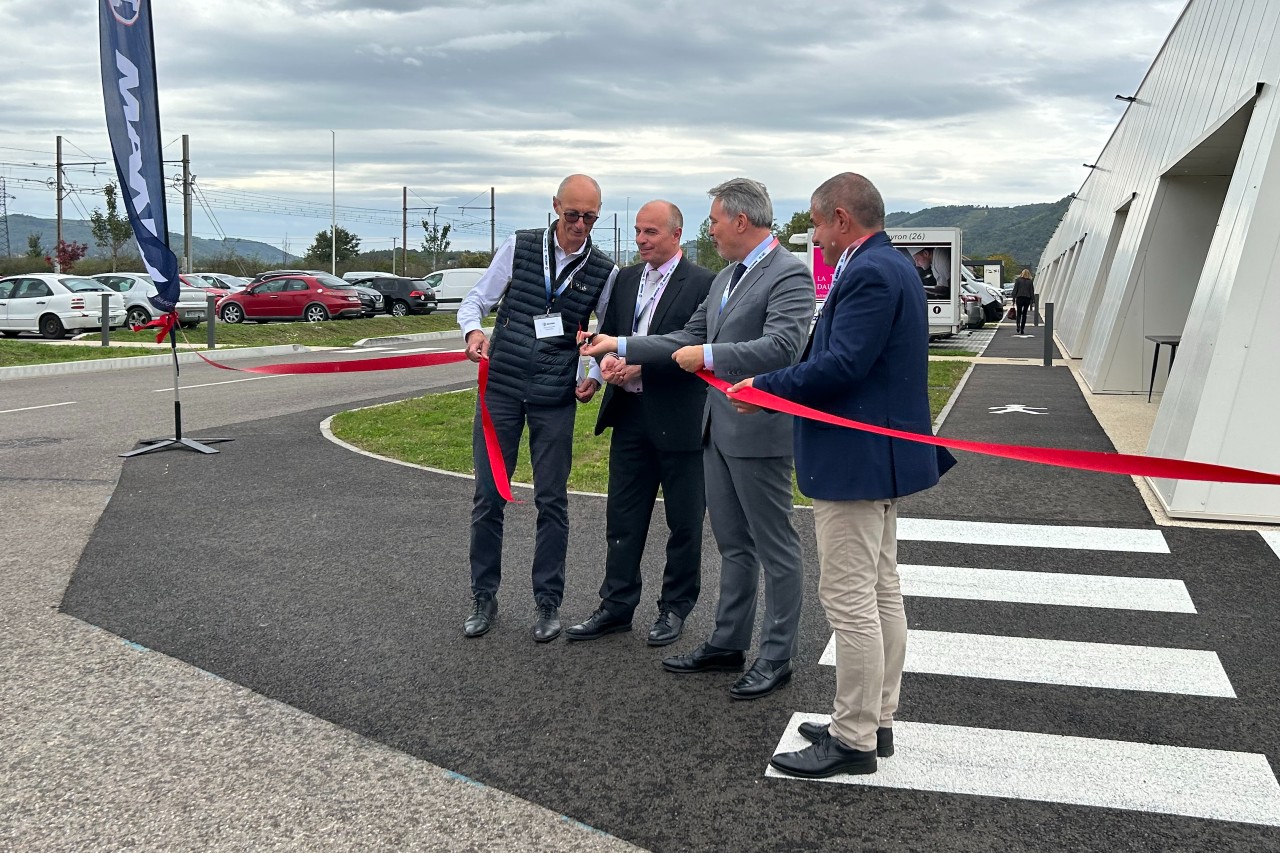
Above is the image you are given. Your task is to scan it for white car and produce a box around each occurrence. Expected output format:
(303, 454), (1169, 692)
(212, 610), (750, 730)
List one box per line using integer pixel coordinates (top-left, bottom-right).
(93, 273), (211, 328)
(960, 266), (1005, 322)
(342, 270), (395, 283)
(0, 273), (126, 339)
(190, 272), (250, 293)
(419, 268), (486, 309)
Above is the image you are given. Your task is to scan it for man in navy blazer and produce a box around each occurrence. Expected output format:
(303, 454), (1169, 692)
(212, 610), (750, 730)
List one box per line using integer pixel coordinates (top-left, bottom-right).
(730, 172), (955, 777)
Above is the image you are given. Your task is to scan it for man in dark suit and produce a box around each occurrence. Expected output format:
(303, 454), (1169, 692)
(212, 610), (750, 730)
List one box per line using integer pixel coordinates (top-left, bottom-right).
(580, 178), (814, 700)
(730, 172), (955, 776)
(566, 200), (714, 646)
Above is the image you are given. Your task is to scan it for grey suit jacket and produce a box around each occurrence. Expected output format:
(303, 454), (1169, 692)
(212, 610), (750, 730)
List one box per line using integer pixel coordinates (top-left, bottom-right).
(625, 247), (815, 458)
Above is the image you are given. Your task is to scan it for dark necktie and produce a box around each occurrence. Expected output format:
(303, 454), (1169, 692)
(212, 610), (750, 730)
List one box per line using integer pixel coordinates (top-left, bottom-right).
(728, 262), (747, 296)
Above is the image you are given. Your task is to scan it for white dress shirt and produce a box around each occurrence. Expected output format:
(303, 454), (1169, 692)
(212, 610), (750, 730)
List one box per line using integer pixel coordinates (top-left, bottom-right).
(458, 228), (618, 384)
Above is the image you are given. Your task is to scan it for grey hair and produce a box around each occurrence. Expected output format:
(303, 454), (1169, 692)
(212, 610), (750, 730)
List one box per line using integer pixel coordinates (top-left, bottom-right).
(811, 172), (884, 229)
(558, 174), (602, 199)
(708, 178), (773, 229)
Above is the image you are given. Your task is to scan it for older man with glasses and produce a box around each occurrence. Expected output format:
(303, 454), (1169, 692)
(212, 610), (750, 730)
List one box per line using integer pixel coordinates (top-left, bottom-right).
(457, 174), (619, 643)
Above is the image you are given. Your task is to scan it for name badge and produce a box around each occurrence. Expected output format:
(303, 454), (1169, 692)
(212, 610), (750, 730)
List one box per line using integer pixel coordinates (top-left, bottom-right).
(533, 313), (564, 339)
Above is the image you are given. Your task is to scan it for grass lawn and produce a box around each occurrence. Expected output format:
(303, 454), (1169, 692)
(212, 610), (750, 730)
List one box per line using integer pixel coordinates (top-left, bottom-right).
(0, 314), (490, 367)
(0, 341), (183, 366)
(108, 313), (480, 349)
(331, 360), (973, 506)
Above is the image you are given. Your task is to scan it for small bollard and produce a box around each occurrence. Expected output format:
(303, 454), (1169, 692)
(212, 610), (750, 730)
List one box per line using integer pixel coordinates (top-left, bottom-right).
(100, 292), (111, 346)
(1043, 302), (1054, 367)
(206, 293), (218, 350)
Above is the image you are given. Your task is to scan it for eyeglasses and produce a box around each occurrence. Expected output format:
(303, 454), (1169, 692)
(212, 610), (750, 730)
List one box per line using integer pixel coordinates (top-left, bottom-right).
(561, 210), (600, 226)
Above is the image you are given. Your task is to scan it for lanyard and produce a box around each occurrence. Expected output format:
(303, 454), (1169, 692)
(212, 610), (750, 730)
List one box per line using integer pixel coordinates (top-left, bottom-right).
(542, 227), (592, 312)
(830, 234), (873, 285)
(720, 237), (779, 311)
(633, 255), (680, 332)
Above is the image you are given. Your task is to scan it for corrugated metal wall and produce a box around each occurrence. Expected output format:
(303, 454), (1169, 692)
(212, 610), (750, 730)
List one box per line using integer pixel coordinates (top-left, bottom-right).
(1038, 0), (1280, 522)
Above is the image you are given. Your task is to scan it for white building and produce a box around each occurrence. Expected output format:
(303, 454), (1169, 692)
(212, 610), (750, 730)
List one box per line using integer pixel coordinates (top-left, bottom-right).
(1038, 0), (1280, 524)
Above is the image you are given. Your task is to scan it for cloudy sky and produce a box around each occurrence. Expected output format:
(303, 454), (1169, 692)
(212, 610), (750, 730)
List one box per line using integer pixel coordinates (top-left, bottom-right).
(0, 0), (1183, 256)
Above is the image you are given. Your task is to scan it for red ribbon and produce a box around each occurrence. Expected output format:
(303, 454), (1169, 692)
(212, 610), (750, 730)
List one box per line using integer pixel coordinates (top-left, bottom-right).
(703, 372), (1280, 487)
(194, 349), (519, 499)
(132, 310), (178, 344)
(186, 348), (1280, 488)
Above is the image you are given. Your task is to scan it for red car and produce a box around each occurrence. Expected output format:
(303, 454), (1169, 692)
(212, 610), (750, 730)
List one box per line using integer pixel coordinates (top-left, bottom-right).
(216, 273), (364, 324)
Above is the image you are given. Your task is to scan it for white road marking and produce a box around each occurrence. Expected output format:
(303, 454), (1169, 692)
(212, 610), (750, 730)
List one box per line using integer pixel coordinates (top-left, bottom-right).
(898, 564), (1196, 613)
(766, 714), (1280, 827)
(153, 374), (285, 391)
(394, 346), (448, 353)
(898, 518), (1169, 553)
(0, 401), (76, 415)
(347, 346), (393, 352)
(820, 631), (1234, 696)
(1261, 531), (1280, 562)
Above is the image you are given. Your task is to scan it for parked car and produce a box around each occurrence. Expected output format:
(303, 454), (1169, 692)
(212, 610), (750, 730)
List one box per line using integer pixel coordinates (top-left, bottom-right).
(353, 276), (439, 316)
(0, 273), (126, 338)
(959, 281), (988, 328)
(252, 270), (384, 317)
(215, 273), (363, 324)
(961, 266), (1005, 322)
(342, 270), (395, 283)
(190, 272), (249, 293)
(93, 273), (211, 328)
(417, 268), (485, 309)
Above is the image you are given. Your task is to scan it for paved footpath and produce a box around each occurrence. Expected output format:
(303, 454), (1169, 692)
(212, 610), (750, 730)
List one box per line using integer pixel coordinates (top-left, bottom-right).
(28, 335), (1279, 852)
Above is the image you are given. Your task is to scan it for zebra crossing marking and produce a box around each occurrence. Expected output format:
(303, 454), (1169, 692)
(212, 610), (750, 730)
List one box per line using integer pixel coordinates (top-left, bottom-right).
(898, 564), (1196, 612)
(819, 631), (1234, 696)
(766, 713), (1280, 827)
(1261, 531), (1280, 562)
(898, 518), (1169, 553)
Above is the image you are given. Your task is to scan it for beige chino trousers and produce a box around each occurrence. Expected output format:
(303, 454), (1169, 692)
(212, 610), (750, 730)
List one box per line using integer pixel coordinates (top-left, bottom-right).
(812, 497), (905, 752)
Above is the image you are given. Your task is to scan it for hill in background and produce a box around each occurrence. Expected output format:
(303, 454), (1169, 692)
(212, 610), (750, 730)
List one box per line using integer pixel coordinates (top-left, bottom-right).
(885, 196), (1070, 264)
(4, 214), (297, 266)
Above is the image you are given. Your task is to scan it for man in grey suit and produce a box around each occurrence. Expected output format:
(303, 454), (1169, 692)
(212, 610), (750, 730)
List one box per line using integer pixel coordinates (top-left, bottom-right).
(580, 177), (814, 699)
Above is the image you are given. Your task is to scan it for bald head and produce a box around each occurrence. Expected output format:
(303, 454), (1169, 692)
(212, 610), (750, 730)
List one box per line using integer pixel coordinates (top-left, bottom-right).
(634, 199), (684, 267)
(552, 174), (603, 253)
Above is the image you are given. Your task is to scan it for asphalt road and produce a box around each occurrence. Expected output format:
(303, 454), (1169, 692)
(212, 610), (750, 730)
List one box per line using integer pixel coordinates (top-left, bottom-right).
(6, 343), (1280, 851)
(1, 343), (638, 853)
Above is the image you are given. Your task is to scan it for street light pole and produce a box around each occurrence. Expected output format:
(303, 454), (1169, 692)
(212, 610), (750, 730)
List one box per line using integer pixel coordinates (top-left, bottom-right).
(330, 130), (336, 275)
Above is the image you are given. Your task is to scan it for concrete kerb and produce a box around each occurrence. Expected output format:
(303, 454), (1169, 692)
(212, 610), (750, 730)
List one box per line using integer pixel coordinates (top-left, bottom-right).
(0, 344), (311, 382)
(353, 329), (465, 347)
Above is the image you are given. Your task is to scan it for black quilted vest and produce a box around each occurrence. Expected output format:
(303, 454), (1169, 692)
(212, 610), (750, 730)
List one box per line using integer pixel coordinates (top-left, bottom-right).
(487, 227), (615, 406)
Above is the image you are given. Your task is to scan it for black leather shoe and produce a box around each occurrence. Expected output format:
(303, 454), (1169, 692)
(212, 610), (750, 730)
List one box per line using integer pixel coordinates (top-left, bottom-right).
(661, 643), (744, 673)
(647, 609), (684, 646)
(728, 658), (792, 700)
(770, 731), (877, 778)
(798, 722), (894, 758)
(565, 608), (631, 641)
(463, 594), (496, 638)
(532, 603), (561, 643)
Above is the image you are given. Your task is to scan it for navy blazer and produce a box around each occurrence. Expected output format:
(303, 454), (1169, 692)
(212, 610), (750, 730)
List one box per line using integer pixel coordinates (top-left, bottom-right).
(754, 231), (956, 501)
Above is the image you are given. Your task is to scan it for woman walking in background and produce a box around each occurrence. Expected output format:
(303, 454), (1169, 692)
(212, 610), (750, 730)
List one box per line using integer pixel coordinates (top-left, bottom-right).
(1012, 269), (1035, 334)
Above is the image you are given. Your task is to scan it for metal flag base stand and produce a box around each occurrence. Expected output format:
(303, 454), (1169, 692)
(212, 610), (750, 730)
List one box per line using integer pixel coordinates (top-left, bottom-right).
(120, 324), (233, 458)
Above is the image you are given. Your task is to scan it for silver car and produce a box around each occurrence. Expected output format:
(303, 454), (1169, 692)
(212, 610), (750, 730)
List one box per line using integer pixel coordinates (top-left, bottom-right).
(93, 273), (211, 328)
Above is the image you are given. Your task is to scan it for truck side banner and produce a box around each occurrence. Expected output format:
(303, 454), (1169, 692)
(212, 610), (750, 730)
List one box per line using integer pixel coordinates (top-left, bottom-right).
(98, 0), (178, 313)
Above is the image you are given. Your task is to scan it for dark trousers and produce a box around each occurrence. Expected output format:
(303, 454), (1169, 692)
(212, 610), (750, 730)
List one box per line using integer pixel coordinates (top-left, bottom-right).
(599, 392), (705, 620)
(1015, 296), (1032, 333)
(470, 389), (576, 607)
